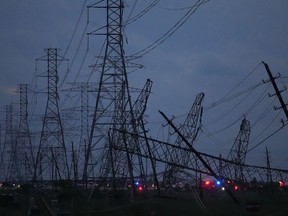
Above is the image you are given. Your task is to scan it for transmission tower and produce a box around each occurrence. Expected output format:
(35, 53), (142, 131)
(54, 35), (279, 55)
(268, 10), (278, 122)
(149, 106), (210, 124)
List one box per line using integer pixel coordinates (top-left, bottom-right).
(3, 104), (17, 181)
(133, 79), (161, 195)
(227, 118), (251, 182)
(9, 84), (34, 182)
(162, 93), (204, 187)
(62, 82), (98, 181)
(84, 0), (144, 196)
(34, 48), (70, 182)
(124, 79), (154, 192)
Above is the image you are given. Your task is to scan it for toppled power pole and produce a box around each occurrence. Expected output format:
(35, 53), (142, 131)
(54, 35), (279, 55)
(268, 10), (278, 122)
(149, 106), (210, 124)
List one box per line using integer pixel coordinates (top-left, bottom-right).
(262, 61), (288, 122)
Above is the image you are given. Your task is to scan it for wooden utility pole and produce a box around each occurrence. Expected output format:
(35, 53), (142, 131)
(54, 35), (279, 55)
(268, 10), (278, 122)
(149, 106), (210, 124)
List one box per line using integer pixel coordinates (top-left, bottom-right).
(262, 61), (288, 121)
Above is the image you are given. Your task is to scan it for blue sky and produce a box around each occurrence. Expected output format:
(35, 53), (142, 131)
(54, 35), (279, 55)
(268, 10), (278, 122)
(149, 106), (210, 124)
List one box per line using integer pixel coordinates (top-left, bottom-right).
(0, 0), (288, 170)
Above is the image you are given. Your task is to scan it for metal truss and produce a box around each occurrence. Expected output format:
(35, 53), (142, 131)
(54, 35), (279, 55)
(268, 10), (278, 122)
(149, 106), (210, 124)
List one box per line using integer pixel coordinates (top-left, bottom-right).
(34, 48), (69, 181)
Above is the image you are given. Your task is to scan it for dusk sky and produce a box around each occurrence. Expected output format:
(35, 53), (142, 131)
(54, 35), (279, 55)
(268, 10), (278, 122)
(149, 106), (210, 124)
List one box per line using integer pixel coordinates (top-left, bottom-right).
(0, 0), (288, 170)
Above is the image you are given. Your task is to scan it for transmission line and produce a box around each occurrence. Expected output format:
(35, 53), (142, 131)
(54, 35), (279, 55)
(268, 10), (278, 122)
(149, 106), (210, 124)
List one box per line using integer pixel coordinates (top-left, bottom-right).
(247, 123), (285, 153)
(124, 0), (160, 25)
(158, 0), (210, 11)
(205, 82), (264, 110)
(56, 0), (88, 88)
(132, 0), (209, 58)
(244, 83), (272, 116)
(60, 23), (89, 89)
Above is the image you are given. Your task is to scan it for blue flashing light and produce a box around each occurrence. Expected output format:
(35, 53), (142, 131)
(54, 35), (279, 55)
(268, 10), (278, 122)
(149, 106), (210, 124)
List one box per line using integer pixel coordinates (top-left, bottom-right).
(216, 180), (221, 186)
(135, 181), (139, 185)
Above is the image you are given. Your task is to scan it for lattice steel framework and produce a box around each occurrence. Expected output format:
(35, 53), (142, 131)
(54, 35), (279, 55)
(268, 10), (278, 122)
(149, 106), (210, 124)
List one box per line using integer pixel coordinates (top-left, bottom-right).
(227, 118), (250, 181)
(83, 0), (151, 196)
(84, 0), (144, 195)
(119, 111), (288, 204)
(10, 84), (34, 182)
(163, 93), (204, 186)
(34, 48), (69, 181)
(122, 79), (154, 191)
(62, 82), (98, 181)
(0, 105), (14, 180)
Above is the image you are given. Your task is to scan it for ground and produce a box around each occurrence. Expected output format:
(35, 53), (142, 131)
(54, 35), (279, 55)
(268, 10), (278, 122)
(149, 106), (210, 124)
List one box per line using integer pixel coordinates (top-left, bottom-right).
(0, 188), (288, 215)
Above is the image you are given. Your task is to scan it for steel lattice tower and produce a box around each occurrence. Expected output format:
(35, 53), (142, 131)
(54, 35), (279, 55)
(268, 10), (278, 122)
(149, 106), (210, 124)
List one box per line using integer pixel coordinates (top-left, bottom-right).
(4, 105), (15, 180)
(162, 93), (204, 186)
(227, 118), (250, 181)
(84, 0), (142, 193)
(62, 82), (98, 181)
(0, 106), (12, 179)
(34, 48), (70, 181)
(8, 84), (34, 182)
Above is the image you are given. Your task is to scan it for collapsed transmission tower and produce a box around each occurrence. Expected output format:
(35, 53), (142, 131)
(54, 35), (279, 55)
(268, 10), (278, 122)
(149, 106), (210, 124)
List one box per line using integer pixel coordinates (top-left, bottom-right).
(162, 93), (204, 186)
(34, 48), (70, 182)
(84, 0), (146, 195)
(227, 118), (250, 181)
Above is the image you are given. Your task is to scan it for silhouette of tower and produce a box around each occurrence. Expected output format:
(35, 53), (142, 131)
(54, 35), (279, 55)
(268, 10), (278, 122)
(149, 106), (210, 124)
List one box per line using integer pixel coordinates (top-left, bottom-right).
(162, 93), (204, 187)
(84, 0), (143, 194)
(3, 104), (16, 180)
(8, 84), (34, 182)
(62, 82), (98, 180)
(227, 118), (250, 181)
(34, 48), (69, 181)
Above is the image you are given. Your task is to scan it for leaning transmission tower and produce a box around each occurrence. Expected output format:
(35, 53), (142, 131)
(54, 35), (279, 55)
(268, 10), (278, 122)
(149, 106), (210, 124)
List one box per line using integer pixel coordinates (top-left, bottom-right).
(162, 93), (204, 187)
(227, 118), (251, 182)
(84, 0), (145, 195)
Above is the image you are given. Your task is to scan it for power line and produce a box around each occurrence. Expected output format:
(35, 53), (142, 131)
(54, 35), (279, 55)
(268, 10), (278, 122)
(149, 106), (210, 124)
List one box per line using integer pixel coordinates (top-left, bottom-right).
(205, 82), (264, 110)
(250, 94), (276, 129)
(158, 0), (210, 11)
(124, 0), (160, 26)
(132, 0), (209, 58)
(205, 62), (262, 110)
(60, 0), (88, 87)
(205, 82), (264, 127)
(247, 123), (285, 153)
(60, 23), (89, 88)
(244, 83), (271, 117)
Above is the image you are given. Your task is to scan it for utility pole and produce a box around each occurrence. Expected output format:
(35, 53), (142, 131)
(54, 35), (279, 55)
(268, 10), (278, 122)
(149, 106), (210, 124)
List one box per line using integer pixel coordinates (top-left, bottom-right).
(262, 61), (288, 121)
(159, 110), (240, 205)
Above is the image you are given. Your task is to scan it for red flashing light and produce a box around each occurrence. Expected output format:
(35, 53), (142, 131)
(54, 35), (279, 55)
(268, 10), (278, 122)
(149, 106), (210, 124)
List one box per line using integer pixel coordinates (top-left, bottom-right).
(138, 186), (143, 191)
(279, 181), (284, 187)
(234, 185), (239, 190)
(205, 181), (210, 185)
